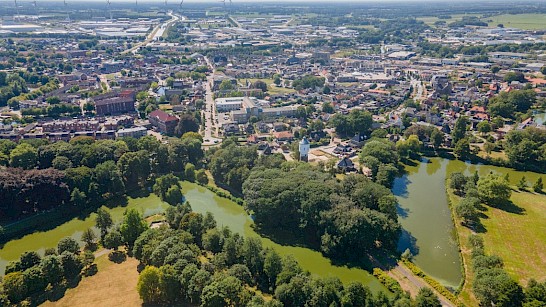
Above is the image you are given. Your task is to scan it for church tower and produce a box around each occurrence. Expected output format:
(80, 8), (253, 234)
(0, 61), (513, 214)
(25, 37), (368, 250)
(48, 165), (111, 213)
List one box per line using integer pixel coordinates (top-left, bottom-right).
(299, 137), (310, 162)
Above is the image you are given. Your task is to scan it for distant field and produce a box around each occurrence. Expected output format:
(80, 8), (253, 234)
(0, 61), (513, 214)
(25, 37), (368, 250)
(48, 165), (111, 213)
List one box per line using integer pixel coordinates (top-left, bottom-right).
(484, 14), (546, 30)
(42, 253), (142, 307)
(417, 14), (481, 27)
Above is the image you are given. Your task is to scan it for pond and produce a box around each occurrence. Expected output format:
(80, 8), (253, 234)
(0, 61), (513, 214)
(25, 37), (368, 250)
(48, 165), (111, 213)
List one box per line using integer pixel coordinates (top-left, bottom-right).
(0, 194), (169, 275)
(0, 182), (387, 293)
(393, 157), (545, 289)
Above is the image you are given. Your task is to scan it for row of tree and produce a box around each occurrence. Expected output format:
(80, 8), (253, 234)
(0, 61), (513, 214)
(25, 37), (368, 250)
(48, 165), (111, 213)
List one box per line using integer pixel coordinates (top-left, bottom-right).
(134, 203), (441, 307)
(0, 237), (94, 305)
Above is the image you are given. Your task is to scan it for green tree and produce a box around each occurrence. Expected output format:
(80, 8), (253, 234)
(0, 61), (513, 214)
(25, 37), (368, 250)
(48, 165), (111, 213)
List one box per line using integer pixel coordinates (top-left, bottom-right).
(430, 129), (443, 149)
(340, 281), (371, 307)
(9, 143), (38, 169)
(119, 208), (149, 246)
(95, 207), (113, 240)
(477, 121), (492, 135)
(71, 188), (87, 207)
(153, 174), (181, 200)
(137, 266), (162, 304)
(2, 272), (27, 303)
(103, 230), (123, 250)
(264, 249), (283, 286)
(533, 177), (543, 193)
(415, 287), (441, 307)
(452, 116), (469, 144)
(396, 135), (422, 158)
(456, 197), (479, 226)
(81, 228), (97, 249)
(454, 138), (471, 160)
(19, 251), (41, 271)
(196, 169), (209, 185)
(165, 185), (184, 206)
(185, 163), (196, 182)
(477, 174), (512, 205)
(40, 255), (64, 284)
(322, 102), (334, 113)
(57, 237), (80, 254)
(517, 176), (528, 190)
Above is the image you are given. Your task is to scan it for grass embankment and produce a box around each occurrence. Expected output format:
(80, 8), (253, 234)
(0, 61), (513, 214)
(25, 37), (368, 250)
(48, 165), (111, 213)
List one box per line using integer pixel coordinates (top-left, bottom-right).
(447, 181), (546, 306)
(41, 252), (142, 307)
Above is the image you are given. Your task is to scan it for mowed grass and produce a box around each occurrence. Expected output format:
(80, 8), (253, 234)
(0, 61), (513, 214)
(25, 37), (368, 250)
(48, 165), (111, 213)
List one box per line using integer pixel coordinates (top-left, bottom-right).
(237, 78), (295, 95)
(485, 14), (546, 30)
(41, 253), (142, 307)
(448, 184), (546, 306)
(481, 191), (546, 284)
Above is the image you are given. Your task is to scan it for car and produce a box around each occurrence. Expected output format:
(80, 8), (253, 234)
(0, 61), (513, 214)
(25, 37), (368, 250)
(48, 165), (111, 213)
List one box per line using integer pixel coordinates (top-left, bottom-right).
(214, 140), (219, 143)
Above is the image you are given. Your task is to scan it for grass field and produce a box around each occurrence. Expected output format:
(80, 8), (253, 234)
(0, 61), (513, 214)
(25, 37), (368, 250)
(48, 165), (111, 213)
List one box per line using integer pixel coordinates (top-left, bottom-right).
(417, 14), (481, 27)
(41, 253), (142, 307)
(447, 183), (546, 306)
(484, 14), (546, 30)
(238, 78), (296, 95)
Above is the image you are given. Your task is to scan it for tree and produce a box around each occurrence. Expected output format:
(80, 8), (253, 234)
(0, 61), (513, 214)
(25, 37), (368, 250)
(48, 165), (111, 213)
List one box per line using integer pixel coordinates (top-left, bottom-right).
(477, 121), (492, 135)
(96, 207), (113, 240)
(340, 281), (371, 307)
(200, 275), (244, 307)
(103, 230), (123, 250)
(322, 102), (334, 113)
(449, 172), (467, 193)
(153, 174), (181, 200)
(323, 85), (331, 94)
(60, 251), (83, 279)
(175, 114), (199, 137)
(9, 143), (38, 169)
(71, 187), (87, 207)
(454, 138), (471, 160)
(504, 71), (526, 83)
(185, 163), (196, 182)
(119, 208), (149, 246)
(430, 129), (443, 149)
(264, 249), (283, 286)
(81, 228), (97, 249)
(165, 185), (184, 206)
(40, 255), (64, 284)
(137, 266), (162, 304)
(415, 288), (441, 307)
(57, 237), (80, 254)
(396, 135), (422, 158)
(2, 272), (27, 303)
(52, 156), (73, 170)
(477, 174), (512, 205)
(252, 80), (268, 92)
(517, 176), (528, 190)
(452, 116), (469, 144)
(456, 197), (479, 226)
(533, 177), (543, 193)
(196, 169), (209, 185)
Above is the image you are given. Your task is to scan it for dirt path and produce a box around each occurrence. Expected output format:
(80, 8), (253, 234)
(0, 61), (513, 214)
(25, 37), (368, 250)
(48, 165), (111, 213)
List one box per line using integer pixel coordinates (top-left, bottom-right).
(389, 262), (456, 307)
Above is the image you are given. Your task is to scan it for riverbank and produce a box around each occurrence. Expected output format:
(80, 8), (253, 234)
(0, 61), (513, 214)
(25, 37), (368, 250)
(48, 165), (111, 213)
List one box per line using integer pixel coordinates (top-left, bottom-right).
(446, 179), (546, 306)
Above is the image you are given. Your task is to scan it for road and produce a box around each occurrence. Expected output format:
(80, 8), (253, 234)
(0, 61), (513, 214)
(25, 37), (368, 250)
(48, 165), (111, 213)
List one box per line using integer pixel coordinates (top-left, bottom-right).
(121, 11), (182, 55)
(410, 77), (426, 101)
(202, 75), (222, 146)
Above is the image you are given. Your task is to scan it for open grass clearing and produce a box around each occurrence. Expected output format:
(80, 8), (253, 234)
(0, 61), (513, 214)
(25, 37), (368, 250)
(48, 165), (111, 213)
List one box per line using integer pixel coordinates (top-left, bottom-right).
(41, 253), (141, 307)
(448, 182), (546, 306)
(237, 78), (296, 95)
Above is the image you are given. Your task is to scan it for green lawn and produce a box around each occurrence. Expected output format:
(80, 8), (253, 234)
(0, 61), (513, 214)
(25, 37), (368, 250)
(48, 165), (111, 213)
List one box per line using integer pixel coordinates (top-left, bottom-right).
(482, 191), (546, 284)
(484, 14), (546, 30)
(238, 78), (295, 95)
(447, 183), (546, 306)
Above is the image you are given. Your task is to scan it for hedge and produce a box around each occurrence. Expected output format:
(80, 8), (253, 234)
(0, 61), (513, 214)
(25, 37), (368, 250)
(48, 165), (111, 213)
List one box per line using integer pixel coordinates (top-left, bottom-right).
(401, 259), (461, 305)
(372, 268), (403, 294)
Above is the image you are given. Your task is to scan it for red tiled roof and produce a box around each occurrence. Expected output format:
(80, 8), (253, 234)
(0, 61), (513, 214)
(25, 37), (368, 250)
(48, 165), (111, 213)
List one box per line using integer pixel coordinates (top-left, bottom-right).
(149, 110), (178, 122)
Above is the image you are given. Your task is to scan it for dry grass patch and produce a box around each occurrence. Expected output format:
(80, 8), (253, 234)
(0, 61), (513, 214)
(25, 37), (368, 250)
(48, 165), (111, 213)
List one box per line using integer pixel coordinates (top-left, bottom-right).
(41, 254), (141, 307)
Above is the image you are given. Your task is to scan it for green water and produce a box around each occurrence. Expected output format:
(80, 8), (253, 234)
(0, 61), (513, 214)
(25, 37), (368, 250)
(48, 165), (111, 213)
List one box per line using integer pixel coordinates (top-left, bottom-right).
(0, 194), (169, 275)
(0, 182), (387, 293)
(393, 157), (545, 289)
